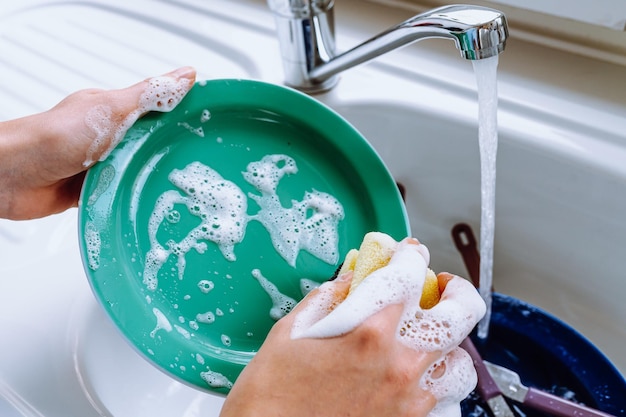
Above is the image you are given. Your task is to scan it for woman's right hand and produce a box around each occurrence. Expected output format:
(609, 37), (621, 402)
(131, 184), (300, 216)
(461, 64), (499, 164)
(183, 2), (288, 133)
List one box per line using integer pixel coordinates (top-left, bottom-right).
(219, 272), (440, 417)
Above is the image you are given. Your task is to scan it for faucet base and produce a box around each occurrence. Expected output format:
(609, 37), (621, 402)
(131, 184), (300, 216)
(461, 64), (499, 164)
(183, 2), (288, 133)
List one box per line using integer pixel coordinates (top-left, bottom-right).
(285, 75), (339, 95)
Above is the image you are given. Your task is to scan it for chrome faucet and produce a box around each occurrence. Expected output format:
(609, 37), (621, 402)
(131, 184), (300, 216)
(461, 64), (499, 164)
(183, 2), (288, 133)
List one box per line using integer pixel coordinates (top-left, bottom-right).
(267, 0), (509, 93)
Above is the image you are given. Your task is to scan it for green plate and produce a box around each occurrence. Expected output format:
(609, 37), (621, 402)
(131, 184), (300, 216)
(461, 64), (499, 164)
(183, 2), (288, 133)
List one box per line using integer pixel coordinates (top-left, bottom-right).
(78, 79), (409, 394)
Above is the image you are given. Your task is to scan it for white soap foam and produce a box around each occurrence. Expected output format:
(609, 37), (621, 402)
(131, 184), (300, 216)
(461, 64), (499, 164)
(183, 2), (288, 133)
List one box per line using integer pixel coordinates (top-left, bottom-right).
(84, 221), (101, 270)
(84, 105), (113, 167)
(300, 278), (321, 296)
(244, 154), (344, 267)
(243, 154), (298, 194)
(200, 369), (233, 389)
(142, 162), (247, 290)
(177, 121), (204, 137)
(252, 269), (297, 320)
(150, 307), (172, 338)
(174, 324), (192, 339)
(83, 74), (192, 166)
(140, 153), (344, 299)
(420, 347), (477, 417)
(196, 311), (216, 324)
(198, 279), (215, 293)
(291, 238), (486, 417)
(87, 164), (115, 205)
(398, 276), (485, 352)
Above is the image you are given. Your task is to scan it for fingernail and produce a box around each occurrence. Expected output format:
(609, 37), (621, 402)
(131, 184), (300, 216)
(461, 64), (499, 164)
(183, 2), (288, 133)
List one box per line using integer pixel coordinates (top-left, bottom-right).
(169, 66), (196, 80)
(336, 271), (353, 282)
(416, 243), (430, 265)
(437, 272), (455, 293)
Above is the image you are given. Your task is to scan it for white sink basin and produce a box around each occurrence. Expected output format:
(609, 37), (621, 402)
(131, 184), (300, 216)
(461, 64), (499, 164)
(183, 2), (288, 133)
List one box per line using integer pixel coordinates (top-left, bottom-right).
(330, 99), (626, 371)
(0, 0), (624, 415)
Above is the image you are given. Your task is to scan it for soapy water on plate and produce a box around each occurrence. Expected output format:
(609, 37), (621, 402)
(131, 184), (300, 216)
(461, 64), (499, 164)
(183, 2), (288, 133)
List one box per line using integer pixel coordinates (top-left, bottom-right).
(138, 154), (343, 292)
(243, 154), (344, 267)
(81, 93), (348, 390)
(85, 151), (344, 388)
(142, 161), (248, 290)
(251, 269), (298, 321)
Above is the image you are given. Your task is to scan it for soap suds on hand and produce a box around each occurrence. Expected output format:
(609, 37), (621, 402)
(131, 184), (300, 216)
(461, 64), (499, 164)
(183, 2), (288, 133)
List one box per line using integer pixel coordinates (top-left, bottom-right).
(83, 74), (192, 167)
(290, 238), (486, 417)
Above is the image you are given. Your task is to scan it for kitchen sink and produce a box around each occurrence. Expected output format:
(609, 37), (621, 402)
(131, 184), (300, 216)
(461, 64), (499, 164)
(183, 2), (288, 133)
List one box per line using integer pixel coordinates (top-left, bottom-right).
(0, 0), (624, 415)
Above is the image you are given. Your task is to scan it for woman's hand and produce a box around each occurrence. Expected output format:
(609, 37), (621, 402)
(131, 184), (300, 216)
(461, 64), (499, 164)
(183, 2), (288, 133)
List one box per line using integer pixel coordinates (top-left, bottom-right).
(220, 237), (485, 417)
(219, 273), (440, 417)
(0, 66), (196, 220)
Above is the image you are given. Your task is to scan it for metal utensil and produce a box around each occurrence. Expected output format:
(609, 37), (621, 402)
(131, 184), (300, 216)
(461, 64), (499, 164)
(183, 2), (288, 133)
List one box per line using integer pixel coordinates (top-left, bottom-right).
(484, 361), (617, 417)
(451, 222), (619, 417)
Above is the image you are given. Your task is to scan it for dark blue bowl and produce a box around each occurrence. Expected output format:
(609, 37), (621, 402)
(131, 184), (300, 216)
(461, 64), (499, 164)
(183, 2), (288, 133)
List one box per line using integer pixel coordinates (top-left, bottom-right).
(461, 293), (625, 417)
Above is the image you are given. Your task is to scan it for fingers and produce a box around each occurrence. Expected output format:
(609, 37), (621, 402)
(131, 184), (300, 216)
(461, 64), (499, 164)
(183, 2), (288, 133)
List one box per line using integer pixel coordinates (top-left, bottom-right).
(419, 347), (477, 415)
(436, 272), (455, 294)
(402, 237), (430, 265)
(436, 273), (485, 323)
(289, 234), (484, 355)
(125, 66), (197, 116)
(401, 273), (485, 353)
(289, 271), (353, 338)
(83, 66), (197, 166)
(356, 302), (405, 343)
(298, 271), (353, 314)
(293, 238), (430, 339)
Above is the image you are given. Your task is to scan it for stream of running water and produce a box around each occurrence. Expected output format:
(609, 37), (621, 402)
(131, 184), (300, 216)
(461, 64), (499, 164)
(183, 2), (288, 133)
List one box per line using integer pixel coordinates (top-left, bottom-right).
(472, 55), (499, 340)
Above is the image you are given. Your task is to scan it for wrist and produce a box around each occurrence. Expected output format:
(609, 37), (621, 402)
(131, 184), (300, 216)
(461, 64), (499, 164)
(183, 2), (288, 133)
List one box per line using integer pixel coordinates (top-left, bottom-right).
(0, 113), (51, 218)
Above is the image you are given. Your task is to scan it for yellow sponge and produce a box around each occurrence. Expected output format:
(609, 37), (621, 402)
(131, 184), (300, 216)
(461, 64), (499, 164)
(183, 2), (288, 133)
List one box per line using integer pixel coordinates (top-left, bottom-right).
(341, 232), (441, 309)
(421, 268), (441, 309)
(348, 232), (396, 293)
(337, 249), (360, 278)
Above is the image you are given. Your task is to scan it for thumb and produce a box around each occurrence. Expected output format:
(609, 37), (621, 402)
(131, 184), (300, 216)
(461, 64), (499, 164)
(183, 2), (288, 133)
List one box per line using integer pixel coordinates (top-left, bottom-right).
(83, 66), (197, 166)
(285, 272), (353, 336)
(291, 271), (353, 317)
(119, 66), (197, 116)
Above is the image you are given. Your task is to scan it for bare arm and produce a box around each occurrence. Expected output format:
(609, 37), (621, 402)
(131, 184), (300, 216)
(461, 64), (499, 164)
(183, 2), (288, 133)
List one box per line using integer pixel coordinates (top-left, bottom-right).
(0, 66), (196, 220)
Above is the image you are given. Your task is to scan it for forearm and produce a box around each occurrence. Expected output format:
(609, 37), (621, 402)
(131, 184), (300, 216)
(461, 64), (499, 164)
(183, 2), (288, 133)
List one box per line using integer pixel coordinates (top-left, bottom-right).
(1, 116), (32, 217)
(1, 67), (196, 221)
(0, 112), (61, 219)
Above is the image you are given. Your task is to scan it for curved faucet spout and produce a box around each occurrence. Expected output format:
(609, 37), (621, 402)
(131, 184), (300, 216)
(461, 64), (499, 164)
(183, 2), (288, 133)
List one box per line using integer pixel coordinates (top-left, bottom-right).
(420, 5), (509, 60)
(268, 2), (509, 93)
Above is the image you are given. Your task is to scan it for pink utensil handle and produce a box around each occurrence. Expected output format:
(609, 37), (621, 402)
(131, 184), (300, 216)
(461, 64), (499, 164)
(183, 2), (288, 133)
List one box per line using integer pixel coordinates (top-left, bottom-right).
(460, 338), (502, 399)
(526, 387), (617, 417)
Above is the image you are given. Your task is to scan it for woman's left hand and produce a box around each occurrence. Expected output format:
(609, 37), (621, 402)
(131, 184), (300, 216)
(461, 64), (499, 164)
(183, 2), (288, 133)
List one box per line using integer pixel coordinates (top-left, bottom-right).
(0, 66), (196, 220)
